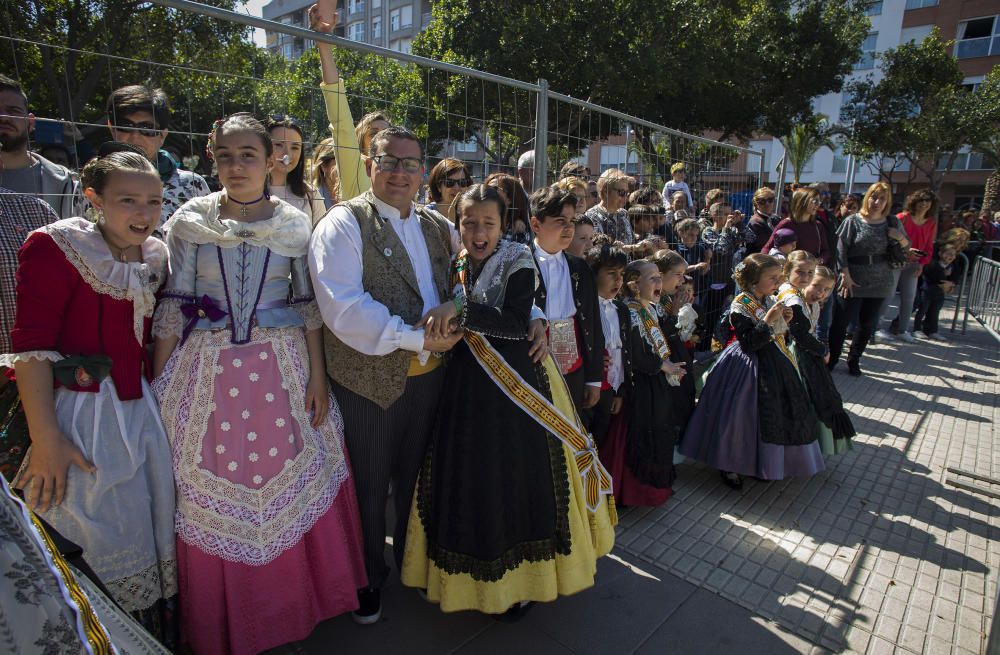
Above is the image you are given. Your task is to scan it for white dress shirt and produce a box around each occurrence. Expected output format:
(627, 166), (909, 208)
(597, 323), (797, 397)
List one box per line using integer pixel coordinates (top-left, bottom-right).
(532, 240), (576, 321)
(599, 297), (624, 392)
(309, 195), (440, 356)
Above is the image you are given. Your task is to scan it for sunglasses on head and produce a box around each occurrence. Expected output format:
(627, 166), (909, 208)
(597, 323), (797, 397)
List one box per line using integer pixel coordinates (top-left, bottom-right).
(442, 177), (472, 188)
(112, 118), (161, 138)
(269, 113), (301, 127)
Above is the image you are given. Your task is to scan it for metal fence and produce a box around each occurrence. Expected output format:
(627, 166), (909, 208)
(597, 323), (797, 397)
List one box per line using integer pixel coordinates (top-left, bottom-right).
(962, 256), (1000, 342)
(2, 0), (763, 212)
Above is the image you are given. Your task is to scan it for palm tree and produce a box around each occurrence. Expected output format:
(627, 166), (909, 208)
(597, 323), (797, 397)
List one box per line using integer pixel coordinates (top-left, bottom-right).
(780, 114), (835, 184)
(977, 135), (1000, 212)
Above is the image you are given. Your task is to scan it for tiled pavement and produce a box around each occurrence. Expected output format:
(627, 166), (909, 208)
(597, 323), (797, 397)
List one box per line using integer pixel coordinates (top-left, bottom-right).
(616, 305), (999, 654)
(298, 305), (997, 654)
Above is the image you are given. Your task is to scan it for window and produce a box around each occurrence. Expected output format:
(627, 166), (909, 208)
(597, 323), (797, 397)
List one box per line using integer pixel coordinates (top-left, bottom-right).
(904, 0), (937, 9)
(865, 1), (882, 16)
(399, 38), (412, 54)
(456, 139), (478, 153)
(372, 0), (381, 7)
(400, 5), (413, 28)
(372, 16), (381, 39)
(831, 142), (848, 174)
(962, 75), (985, 93)
(854, 32), (877, 70)
(348, 0), (364, 14)
(390, 8), (400, 31)
(900, 25), (933, 44)
(938, 150), (990, 171)
(956, 16), (1000, 59)
(348, 21), (365, 41)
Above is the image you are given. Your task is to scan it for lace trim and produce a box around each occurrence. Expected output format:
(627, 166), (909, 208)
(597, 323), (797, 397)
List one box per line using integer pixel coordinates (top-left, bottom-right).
(102, 559), (177, 613)
(155, 327), (349, 566)
(0, 350), (62, 367)
(416, 361), (571, 583)
(291, 300), (324, 331)
(151, 298), (186, 340)
(45, 229), (160, 345)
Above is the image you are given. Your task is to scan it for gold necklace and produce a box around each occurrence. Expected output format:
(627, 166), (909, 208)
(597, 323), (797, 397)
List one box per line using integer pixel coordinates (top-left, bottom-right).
(98, 226), (132, 262)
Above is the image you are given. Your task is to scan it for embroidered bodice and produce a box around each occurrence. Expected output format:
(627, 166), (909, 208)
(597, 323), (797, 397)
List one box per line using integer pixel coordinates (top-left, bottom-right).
(154, 193), (322, 344)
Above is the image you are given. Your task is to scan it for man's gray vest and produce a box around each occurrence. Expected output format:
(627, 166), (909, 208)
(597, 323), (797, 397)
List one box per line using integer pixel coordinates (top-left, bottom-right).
(323, 190), (452, 409)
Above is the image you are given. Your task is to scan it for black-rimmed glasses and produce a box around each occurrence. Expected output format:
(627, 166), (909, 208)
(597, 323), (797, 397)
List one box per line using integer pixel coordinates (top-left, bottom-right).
(373, 154), (422, 174)
(112, 118), (162, 137)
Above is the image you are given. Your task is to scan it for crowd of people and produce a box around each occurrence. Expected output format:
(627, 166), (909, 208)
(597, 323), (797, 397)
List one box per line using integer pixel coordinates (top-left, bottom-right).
(0, 5), (993, 652)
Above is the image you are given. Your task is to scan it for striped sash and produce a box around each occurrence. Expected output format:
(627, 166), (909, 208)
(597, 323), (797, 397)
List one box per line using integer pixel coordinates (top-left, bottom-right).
(464, 331), (613, 511)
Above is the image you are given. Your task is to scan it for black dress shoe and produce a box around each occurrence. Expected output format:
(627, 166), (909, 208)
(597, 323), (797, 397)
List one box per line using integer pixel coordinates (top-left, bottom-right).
(720, 471), (743, 490)
(352, 587), (382, 625)
(497, 601), (535, 622)
(847, 361), (862, 377)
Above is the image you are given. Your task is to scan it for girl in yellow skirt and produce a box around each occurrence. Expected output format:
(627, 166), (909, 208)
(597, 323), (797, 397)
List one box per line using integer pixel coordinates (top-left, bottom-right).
(401, 184), (616, 615)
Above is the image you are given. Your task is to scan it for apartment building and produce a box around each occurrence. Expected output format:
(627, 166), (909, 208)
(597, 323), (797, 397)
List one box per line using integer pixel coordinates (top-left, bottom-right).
(261, 0), (490, 177)
(749, 0), (1000, 211)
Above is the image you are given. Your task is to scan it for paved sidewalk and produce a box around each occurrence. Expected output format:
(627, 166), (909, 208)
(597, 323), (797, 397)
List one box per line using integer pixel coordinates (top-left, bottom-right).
(615, 306), (999, 655)
(296, 307), (997, 654)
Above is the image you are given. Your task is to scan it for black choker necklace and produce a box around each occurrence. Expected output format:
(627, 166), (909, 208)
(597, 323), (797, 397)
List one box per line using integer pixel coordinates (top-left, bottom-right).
(226, 192), (268, 218)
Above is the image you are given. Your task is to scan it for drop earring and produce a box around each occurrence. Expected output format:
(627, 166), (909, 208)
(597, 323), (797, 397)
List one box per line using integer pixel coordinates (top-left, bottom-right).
(96, 209), (106, 226)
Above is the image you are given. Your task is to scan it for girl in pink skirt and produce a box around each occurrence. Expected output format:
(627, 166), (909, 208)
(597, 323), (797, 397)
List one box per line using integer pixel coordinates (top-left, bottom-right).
(152, 113), (366, 654)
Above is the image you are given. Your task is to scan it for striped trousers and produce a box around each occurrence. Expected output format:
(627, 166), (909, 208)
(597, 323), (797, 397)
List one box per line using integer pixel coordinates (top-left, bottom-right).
(331, 366), (445, 588)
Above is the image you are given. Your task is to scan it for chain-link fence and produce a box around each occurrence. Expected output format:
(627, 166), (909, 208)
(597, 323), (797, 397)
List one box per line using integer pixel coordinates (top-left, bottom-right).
(2, 0), (763, 213)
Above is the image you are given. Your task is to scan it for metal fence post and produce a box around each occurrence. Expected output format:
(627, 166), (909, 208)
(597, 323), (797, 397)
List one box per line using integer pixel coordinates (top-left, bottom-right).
(775, 150), (788, 200)
(757, 152), (766, 189)
(953, 252), (970, 333)
(533, 78), (549, 192)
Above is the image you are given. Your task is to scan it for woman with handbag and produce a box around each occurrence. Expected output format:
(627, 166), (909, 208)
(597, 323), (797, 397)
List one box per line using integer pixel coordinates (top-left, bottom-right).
(826, 182), (910, 376)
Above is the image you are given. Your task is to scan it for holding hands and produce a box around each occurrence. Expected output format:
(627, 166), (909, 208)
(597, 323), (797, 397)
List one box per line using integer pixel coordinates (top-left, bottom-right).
(417, 301), (461, 343)
(764, 302), (789, 326)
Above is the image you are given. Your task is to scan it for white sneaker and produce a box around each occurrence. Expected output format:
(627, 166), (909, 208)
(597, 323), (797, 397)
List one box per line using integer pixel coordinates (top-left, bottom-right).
(875, 329), (895, 342)
(928, 333), (948, 342)
(914, 331), (929, 340)
(899, 331), (915, 343)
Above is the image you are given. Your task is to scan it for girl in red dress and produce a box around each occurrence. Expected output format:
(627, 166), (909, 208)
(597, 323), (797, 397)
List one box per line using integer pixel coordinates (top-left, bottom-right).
(3, 151), (177, 645)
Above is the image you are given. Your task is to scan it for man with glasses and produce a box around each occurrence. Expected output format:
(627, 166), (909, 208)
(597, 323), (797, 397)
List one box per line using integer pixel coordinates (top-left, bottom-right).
(0, 74), (78, 219)
(106, 84), (209, 235)
(309, 125), (460, 626)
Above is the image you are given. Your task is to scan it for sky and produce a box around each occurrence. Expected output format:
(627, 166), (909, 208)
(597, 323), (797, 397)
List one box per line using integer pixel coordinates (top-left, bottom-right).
(238, 0), (269, 47)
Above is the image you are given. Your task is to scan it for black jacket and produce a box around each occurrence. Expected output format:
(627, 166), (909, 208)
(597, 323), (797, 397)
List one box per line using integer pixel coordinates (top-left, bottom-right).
(610, 298), (634, 398)
(532, 248), (605, 385)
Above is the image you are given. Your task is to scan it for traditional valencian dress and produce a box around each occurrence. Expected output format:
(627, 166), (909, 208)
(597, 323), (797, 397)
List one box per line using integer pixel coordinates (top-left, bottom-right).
(401, 240), (616, 614)
(777, 283), (855, 455)
(153, 194), (366, 655)
(680, 291), (825, 480)
(1, 217), (177, 644)
(599, 298), (684, 507)
(0, 475), (170, 654)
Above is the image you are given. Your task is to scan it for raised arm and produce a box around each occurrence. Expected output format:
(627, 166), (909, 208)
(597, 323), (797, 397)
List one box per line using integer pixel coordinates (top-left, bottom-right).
(310, 2), (370, 201)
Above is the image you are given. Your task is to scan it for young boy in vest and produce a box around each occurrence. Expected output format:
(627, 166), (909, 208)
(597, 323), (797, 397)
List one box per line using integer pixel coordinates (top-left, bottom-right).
(529, 186), (604, 419)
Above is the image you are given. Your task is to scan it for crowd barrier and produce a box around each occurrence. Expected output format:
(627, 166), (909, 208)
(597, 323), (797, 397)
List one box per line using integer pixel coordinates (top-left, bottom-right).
(3, 0), (764, 205)
(962, 256), (1000, 342)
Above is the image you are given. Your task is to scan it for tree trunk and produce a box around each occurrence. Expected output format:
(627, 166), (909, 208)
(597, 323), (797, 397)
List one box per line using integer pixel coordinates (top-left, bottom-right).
(984, 168), (1000, 212)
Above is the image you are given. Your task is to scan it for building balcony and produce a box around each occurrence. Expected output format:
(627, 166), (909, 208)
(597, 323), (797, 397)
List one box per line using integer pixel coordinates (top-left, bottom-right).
(955, 36), (1000, 60)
